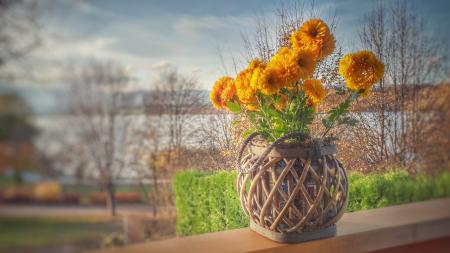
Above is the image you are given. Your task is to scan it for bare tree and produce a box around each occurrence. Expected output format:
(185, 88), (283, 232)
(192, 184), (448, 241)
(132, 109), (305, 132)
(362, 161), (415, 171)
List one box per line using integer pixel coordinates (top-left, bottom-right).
(151, 66), (205, 168)
(128, 100), (171, 215)
(354, 0), (449, 172)
(357, 2), (391, 166)
(122, 66), (207, 213)
(0, 0), (42, 80)
(192, 112), (237, 170)
(67, 60), (132, 216)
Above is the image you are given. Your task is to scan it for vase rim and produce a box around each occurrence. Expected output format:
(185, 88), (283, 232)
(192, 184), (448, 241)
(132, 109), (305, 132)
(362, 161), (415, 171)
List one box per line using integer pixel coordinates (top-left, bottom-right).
(249, 139), (337, 158)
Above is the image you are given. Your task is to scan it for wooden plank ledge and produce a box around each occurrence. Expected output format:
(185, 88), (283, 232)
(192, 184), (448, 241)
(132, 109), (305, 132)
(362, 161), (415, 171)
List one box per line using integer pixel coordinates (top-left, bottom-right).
(92, 198), (450, 253)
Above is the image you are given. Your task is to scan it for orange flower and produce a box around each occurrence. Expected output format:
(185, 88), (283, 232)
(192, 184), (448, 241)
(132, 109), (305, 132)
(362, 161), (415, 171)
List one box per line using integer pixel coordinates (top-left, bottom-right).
(262, 47), (317, 92)
(210, 76), (234, 109)
(236, 59), (265, 103)
(220, 79), (236, 106)
(339, 50), (384, 93)
(303, 79), (326, 103)
(290, 49), (317, 80)
(303, 79), (326, 111)
(257, 67), (285, 95)
(266, 47), (299, 87)
(291, 19), (335, 60)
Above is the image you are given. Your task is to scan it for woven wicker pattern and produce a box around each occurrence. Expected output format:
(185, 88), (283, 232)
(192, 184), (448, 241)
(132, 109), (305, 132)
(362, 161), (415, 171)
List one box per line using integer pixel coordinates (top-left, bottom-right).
(237, 140), (348, 233)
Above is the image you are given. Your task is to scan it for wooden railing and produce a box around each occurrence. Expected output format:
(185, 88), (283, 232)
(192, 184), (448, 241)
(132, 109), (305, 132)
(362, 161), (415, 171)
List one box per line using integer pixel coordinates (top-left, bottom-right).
(93, 198), (450, 253)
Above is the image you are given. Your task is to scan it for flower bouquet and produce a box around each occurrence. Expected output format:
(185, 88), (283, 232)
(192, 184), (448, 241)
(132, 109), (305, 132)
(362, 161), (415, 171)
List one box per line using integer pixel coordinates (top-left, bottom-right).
(210, 19), (384, 242)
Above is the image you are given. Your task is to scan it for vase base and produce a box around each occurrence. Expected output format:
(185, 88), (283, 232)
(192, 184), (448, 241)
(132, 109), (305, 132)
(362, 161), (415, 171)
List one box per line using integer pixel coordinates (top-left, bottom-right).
(249, 220), (336, 243)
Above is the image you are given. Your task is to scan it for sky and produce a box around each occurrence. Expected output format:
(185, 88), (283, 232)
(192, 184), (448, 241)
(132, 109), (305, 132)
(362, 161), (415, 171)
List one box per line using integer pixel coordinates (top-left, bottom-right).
(3, 0), (450, 114)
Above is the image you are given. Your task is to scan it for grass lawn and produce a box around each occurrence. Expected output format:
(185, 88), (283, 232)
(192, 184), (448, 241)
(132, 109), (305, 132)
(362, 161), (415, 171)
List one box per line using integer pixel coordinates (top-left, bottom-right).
(62, 183), (154, 200)
(0, 217), (119, 252)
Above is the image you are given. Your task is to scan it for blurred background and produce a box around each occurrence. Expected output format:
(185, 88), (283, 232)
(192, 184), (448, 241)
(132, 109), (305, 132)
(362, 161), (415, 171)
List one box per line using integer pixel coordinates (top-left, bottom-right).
(0, 0), (449, 252)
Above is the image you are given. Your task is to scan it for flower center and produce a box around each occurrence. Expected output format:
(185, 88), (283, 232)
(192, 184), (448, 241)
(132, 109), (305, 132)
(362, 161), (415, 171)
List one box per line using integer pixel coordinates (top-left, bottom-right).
(309, 28), (318, 37)
(297, 58), (306, 67)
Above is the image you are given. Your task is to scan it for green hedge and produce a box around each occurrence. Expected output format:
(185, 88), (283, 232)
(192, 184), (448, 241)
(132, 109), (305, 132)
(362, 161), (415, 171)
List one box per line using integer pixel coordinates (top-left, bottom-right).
(174, 170), (450, 236)
(174, 171), (248, 236)
(347, 171), (450, 211)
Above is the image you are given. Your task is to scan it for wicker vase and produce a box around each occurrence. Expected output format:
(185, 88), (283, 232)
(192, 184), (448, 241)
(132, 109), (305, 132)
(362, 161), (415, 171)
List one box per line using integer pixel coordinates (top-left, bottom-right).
(236, 134), (348, 243)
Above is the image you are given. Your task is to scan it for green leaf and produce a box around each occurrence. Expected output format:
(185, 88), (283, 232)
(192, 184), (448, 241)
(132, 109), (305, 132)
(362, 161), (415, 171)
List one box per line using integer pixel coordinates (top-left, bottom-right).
(264, 106), (278, 118)
(227, 101), (241, 113)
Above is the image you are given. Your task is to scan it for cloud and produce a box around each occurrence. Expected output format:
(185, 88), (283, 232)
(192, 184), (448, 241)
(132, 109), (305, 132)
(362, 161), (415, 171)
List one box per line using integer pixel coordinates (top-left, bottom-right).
(102, 22), (178, 58)
(53, 37), (117, 58)
(9, 34), (151, 88)
(61, 0), (119, 18)
(151, 60), (173, 70)
(173, 15), (254, 37)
